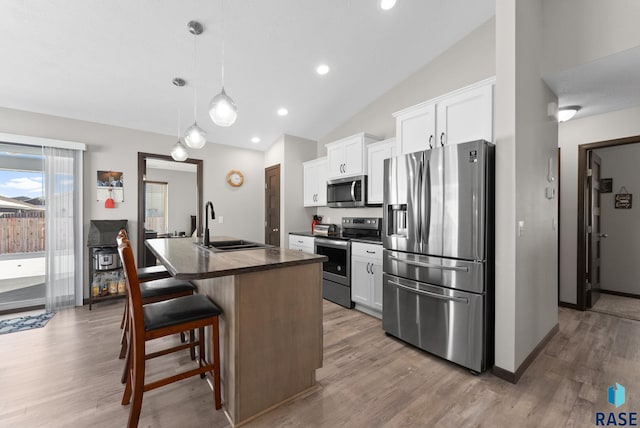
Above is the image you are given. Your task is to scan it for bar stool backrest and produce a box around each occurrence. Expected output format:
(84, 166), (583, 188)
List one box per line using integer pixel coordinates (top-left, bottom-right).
(117, 235), (144, 353)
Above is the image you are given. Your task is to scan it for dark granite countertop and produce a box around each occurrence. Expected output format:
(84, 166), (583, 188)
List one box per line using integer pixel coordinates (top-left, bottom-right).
(146, 236), (327, 281)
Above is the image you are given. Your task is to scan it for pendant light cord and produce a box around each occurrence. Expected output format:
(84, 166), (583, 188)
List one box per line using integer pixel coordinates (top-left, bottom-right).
(221, 0), (225, 88)
(177, 103), (181, 138)
(193, 33), (198, 121)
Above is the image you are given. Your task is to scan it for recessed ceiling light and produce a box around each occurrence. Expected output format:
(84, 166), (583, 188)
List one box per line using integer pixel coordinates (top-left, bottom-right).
(380, 0), (397, 11)
(558, 106), (581, 122)
(277, 108), (289, 117)
(251, 137), (261, 144)
(316, 64), (330, 75)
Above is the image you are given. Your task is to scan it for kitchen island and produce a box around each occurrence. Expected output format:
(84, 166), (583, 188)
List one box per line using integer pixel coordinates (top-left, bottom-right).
(146, 237), (327, 426)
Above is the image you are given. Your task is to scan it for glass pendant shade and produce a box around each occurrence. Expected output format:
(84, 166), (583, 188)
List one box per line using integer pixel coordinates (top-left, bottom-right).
(209, 87), (238, 127)
(171, 140), (189, 162)
(184, 122), (207, 149)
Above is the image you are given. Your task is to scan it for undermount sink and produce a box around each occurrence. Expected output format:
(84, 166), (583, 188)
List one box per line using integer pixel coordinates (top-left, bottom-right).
(200, 239), (270, 252)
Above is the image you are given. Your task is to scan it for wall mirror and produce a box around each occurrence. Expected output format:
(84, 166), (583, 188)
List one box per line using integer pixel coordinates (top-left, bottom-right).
(137, 152), (203, 266)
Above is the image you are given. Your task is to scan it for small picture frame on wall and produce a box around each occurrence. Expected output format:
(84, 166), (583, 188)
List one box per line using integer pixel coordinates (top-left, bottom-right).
(97, 170), (124, 203)
(600, 178), (613, 193)
(614, 186), (632, 209)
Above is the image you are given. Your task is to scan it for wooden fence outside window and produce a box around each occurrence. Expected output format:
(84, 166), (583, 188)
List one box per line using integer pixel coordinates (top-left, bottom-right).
(0, 212), (45, 254)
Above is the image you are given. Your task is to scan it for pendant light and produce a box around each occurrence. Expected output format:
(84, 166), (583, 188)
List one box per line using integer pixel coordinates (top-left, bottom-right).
(184, 21), (208, 149)
(171, 78), (189, 162)
(209, 0), (238, 127)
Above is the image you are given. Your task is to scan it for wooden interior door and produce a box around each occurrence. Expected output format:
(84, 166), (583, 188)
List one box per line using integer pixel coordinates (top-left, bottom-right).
(265, 165), (281, 246)
(587, 151), (602, 308)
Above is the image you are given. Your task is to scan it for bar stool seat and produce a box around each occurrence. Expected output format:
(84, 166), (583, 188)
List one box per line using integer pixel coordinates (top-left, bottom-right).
(143, 295), (221, 331)
(137, 265), (172, 282)
(140, 278), (196, 302)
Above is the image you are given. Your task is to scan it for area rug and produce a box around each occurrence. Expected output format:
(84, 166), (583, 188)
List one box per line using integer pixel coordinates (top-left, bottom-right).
(0, 312), (55, 335)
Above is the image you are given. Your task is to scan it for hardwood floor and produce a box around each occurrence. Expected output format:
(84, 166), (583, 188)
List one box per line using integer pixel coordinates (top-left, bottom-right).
(1, 300), (639, 427)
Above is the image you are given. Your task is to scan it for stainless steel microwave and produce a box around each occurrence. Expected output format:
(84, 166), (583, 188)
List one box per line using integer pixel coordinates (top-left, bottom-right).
(327, 175), (367, 208)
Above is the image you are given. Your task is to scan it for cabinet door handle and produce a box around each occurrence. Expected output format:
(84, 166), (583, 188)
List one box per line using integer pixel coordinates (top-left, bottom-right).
(366, 262), (371, 274)
(297, 240), (303, 243)
(366, 250), (376, 254)
(428, 135), (433, 149)
(440, 132), (445, 146)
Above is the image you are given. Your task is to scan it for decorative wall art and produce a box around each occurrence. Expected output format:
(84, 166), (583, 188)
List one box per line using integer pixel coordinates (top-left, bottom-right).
(97, 170), (124, 207)
(600, 178), (613, 193)
(614, 186), (632, 209)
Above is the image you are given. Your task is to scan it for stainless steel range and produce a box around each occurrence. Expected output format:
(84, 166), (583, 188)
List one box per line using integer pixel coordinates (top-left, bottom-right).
(314, 217), (382, 308)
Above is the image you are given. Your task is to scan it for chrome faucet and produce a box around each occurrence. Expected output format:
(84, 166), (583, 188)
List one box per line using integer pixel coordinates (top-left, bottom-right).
(204, 201), (216, 246)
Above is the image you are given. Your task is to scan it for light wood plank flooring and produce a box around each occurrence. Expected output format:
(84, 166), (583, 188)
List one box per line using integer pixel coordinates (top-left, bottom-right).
(1, 300), (639, 427)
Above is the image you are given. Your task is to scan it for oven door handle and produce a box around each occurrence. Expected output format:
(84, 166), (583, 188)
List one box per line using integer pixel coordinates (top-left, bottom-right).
(315, 239), (350, 248)
(388, 255), (469, 272)
(350, 180), (356, 202)
(388, 280), (468, 304)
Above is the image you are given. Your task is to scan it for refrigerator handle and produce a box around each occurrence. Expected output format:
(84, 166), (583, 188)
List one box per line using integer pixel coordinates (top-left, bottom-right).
(388, 280), (469, 304)
(388, 255), (469, 272)
(350, 180), (356, 202)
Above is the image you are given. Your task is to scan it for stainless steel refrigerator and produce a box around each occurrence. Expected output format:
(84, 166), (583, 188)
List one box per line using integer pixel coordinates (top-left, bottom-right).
(382, 140), (494, 373)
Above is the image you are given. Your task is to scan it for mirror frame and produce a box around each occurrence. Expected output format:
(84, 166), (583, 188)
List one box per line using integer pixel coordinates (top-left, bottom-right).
(137, 152), (203, 264)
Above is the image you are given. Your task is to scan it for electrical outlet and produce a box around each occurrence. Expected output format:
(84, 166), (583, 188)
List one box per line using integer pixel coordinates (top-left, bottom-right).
(518, 220), (525, 237)
(218, 216), (224, 224)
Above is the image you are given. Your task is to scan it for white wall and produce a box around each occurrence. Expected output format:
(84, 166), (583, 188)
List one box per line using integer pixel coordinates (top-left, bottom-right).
(282, 135), (318, 240)
(542, 0), (640, 75)
(317, 17), (496, 151)
(264, 134), (317, 245)
(539, 0), (640, 305)
(0, 106), (265, 299)
(316, 17), (496, 229)
(495, 0), (559, 372)
(594, 144), (640, 296)
(559, 106), (640, 303)
(146, 168), (197, 235)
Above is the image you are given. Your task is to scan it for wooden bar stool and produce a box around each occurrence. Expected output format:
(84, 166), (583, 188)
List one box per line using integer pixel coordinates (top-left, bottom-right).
(117, 235), (222, 428)
(117, 229), (197, 381)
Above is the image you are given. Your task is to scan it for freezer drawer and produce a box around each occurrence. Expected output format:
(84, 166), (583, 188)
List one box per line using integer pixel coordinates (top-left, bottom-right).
(382, 273), (486, 372)
(384, 249), (485, 294)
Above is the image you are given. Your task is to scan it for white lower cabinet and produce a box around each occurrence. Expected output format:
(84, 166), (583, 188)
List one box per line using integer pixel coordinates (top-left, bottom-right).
(351, 242), (383, 318)
(288, 234), (315, 254)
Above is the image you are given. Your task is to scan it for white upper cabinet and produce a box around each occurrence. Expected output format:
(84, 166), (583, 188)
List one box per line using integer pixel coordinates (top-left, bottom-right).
(436, 82), (493, 147)
(394, 78), (495, 155)
(303, 157), (327, 207)
(396, 103), (436, 155)
(326, 133), (382, 179)
(367, 138), (397, 205)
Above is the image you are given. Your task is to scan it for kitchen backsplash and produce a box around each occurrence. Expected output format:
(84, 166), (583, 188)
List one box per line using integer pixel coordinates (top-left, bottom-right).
(315, 206), (383, 229)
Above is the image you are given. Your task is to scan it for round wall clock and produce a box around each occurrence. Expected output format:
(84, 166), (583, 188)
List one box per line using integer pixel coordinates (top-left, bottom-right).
(226, 169), (244, 187)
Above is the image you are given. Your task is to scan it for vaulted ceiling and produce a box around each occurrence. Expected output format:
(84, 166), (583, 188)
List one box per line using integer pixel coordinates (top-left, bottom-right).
(0, 1), (496, 150)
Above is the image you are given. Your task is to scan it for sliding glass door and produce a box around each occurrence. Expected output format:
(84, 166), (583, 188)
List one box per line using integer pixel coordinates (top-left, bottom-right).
(0, 144), (45, 312)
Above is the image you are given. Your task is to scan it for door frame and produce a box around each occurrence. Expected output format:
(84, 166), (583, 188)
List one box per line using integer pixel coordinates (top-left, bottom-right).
(137, 152), (203, 264)
(576, 135), (640, 310)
